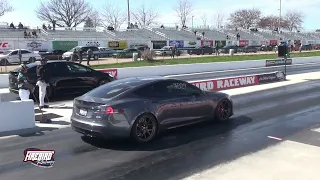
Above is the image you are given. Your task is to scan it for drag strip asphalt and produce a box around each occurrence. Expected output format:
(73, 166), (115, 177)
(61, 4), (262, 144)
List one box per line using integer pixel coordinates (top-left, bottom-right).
(0, 78), (319, 180)
(166, 63), (320, 81)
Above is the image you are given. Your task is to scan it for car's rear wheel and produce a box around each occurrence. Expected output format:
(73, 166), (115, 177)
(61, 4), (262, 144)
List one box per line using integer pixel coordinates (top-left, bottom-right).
(93, 55), (98, 60)
(0, 59), (9, 66)
(215, 99), (232, 121)
(131, 113), (158, 143)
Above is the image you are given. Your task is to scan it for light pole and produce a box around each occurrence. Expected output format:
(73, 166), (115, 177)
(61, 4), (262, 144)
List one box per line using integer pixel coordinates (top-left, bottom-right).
(278, 0), (282, 34)
(127, 0), (130, 28)
(192, 16), (194, 29)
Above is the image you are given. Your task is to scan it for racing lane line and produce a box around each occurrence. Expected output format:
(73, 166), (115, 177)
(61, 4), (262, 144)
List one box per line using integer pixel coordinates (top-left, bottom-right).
(0, 80), (319, 180)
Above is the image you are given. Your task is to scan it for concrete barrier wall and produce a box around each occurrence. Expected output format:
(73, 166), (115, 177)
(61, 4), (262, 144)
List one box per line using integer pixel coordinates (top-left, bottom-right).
(116, 60), (265, 79)
(0, 56), (319, 88)
(0, 74), (8, 88)
(0, 100), (35, 132)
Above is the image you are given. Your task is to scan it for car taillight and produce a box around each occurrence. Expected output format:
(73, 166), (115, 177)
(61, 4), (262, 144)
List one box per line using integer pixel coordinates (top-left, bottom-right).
(106, 107), (114, 114)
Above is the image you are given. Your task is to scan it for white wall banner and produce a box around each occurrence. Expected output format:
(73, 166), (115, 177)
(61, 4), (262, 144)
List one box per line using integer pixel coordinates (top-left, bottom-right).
(17, 41), (50, 51)
(79, 41), (105, 47)
(0, 41), (14, 53)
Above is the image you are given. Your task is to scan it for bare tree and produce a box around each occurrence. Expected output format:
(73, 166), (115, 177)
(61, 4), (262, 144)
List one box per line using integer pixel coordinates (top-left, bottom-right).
(258, 15), (288, 30)
(35, 0), (92, 27)
(228, 8), (262, 29)
(0, 0), (12, 16)
(200, 13), (208, 28)
(131, 4), (158, 27)
(102, 2), (126, 30)
(213, 12), (225, 29)
(284, 11), (304, 31)
(90, 10), (102, 27)
(174, 0), (194, 27)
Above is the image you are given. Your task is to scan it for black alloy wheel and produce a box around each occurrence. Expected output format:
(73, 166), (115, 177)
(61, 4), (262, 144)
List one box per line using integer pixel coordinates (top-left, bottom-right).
(131, 114), (158, 143)
(215, 99), (232, 121)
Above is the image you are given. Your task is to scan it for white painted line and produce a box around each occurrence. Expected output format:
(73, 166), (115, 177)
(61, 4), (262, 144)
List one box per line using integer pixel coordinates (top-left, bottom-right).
(311, 128), (320, 133)
(267, 136), (283, 141)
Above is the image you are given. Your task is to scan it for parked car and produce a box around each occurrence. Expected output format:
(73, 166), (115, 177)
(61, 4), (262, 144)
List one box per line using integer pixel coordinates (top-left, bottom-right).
(41, 50), (66, 60)
(240, 46), (258, 53)
(8, 61), (114, 99)
(188, 46), (214, 55)
(0, 49), (42, 65)
(301, 44), (312, 51)
(112, 48), (141, 58)
(98, 47), (115, 58)
(154, 46), (181, 56)
(62, 46), (100, 61)
(71, 76), (233, 143)
(219, 45), (238, 54)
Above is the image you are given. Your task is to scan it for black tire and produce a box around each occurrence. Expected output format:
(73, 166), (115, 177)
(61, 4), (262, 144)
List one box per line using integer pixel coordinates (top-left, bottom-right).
(131, 113), (158, 143)
(214, 99), (232, 122)
(0, 58), (9, 66)
(93, 55), (98, 60)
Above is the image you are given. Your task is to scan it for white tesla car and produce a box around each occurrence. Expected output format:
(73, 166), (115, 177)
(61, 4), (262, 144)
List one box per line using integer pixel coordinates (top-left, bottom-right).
(0, 49), (42, 65)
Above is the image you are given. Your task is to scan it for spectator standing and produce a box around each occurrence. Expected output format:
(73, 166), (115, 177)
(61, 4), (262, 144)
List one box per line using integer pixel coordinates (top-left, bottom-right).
(86, 48), (93, 65)
(18, 49), (22, 64)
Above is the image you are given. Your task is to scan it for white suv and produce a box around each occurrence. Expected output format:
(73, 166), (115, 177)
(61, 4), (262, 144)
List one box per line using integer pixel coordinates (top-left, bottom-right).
(0, 49), (42, 65)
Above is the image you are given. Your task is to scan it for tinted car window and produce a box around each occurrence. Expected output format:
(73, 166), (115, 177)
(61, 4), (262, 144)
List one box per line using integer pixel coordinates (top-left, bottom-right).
(46, 63), (70, 76)
(21, 50), (31, 54)
(85, 78), (144, 99)
(11, 51), (18, 55)
(66, 63), (90, 73)
(135, 80), (201, 98)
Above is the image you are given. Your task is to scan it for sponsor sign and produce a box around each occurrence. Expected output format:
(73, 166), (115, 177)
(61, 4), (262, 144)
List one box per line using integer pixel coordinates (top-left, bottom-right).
(169, 40), (184, 48)
(269, 40), (278, 45)
(238, 40), (249, 47)
(19, 41), (50, 51)
(108, 41), (128, 49)
(23, 148), (55, 168)
(191, 75), (258, 91)
(151, 41), (167, 49)
(184, 41), (198, 48)
(201, 40), (214, 47)
(0, 41), (14, 52)
(80, 41), (105, 47)
(266, 59), (292, 67)
(99, 69), (118, 79)
(257, 72), (285, 83)
(52, 41), (78, 51)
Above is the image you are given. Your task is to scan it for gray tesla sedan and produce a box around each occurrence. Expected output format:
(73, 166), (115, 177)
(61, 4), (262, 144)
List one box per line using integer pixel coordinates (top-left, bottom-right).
(71, 76), (233, 143)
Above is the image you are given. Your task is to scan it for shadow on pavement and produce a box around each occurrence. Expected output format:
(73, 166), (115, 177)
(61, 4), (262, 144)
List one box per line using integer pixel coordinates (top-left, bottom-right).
(81, 115), (252, 151)
(0, 126), (59, 138)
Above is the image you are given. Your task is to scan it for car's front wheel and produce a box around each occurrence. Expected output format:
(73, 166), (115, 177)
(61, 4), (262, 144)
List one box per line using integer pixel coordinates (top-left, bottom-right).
(0, 58), (9, 65)
(215, 99), (232, 121)
(131, 113), (158, 143)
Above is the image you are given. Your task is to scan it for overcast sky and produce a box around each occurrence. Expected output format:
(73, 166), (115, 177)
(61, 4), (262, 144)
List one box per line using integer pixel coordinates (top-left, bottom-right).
(1, 0), (319, 30)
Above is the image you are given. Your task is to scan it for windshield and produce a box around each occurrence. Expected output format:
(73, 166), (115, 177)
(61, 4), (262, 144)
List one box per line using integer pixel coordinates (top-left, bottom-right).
(2, 50), (13, 55)
(68, 47), (80, 52)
